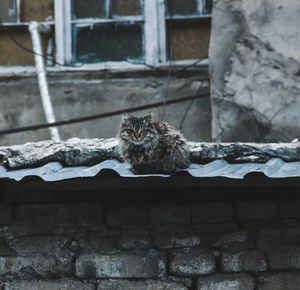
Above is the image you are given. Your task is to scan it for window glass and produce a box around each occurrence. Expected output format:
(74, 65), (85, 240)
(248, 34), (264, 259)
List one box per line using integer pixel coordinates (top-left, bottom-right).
(111, 0), (141, 17)
(167, 19), (211, 60)
(72, 0), (106, 19)
(166, 0), (197, 16)
(72, 23), (144, 63)
(0, 0), (17, 22)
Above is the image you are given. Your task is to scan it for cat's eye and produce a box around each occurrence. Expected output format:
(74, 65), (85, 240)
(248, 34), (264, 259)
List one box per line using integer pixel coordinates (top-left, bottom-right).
(124, 129), (133, 134)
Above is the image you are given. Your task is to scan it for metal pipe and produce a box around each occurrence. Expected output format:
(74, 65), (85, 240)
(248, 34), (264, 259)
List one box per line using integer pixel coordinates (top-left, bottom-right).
(28, 21), (61, 141)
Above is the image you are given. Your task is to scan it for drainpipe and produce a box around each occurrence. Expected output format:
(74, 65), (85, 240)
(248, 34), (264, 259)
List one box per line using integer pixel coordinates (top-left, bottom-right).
(28, 21), (61, 141)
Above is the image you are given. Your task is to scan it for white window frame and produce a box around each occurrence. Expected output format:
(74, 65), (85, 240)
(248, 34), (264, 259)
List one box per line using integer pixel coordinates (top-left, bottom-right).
(55, 0), (212, 71)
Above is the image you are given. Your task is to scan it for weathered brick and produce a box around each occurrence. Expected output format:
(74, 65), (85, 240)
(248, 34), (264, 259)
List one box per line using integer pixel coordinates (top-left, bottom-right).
(270, 245), (300, 270)
(155, 234), (201, 249)
(255, 228), (300, 254)
(218, 231), (249, 248)
(149, 205), (190, 224)
(15, 204), (103, 226)
(243, 220), (279, 232)
(167, 276), (193, 288)
(0, 205), (13, 224)
(170, 248), (215, 276)
(280, 200), (300, 219)
(79, 236), (117, 254)
(97, 279), (188, 290)
(194, 223), (238, 245)
(0, 255), (71, 279)
(107, 206), (148, 226)
(152, 226), (200, 249)
(221, 250), (267, 272)
(197, 273), (255, 290)
(76, 250), (166, 278)
(192, 202), (233, 224)
(0, 237), (12, 255)
(117, 236), (151, 250)
(4, 280), (95, 290)
(257, 272), (300, 290)
(217, 231), (254, 251)
(9, 236), (70, 254)
(236, 201), (278, 221)
(116, 226), (151, 250)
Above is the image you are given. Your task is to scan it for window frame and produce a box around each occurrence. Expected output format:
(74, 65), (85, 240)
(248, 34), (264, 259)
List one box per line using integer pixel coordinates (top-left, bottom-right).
(56, 0), (212, 70)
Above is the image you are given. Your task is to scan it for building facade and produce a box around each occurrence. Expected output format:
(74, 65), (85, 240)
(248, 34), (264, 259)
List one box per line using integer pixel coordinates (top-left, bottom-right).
(0, 0), (212, 146)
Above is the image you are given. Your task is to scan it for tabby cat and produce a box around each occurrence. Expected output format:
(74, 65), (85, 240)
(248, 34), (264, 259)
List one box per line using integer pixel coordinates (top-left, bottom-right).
(118, 113), (190, 174)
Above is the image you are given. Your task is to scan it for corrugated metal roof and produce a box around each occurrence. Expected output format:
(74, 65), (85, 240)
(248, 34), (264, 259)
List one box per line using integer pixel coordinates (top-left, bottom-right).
(1, 158), (300, 182)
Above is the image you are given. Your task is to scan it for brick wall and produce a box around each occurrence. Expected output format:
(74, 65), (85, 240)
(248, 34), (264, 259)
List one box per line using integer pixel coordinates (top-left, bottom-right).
(0, 200), (299, 289)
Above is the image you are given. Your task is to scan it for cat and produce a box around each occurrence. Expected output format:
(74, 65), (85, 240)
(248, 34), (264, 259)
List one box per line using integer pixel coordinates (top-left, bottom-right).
(117, 113), (190, 174)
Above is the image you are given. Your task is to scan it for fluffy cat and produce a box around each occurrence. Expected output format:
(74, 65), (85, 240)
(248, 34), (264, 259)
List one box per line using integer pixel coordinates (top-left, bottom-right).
(117, 113), (190, 174)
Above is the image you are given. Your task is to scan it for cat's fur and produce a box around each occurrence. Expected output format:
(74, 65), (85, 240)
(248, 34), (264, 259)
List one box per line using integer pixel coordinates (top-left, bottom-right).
(118, 113), (190, 174)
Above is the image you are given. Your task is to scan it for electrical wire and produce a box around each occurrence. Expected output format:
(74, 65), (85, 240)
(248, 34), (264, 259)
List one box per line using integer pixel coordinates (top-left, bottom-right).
(179, 81), (205, 130)
(0, 92), (209, 135)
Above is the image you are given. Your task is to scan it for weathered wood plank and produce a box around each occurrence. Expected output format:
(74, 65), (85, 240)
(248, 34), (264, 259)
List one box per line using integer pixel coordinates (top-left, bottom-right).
(0, 138), (299, 169)
(189, 142), (300, 163)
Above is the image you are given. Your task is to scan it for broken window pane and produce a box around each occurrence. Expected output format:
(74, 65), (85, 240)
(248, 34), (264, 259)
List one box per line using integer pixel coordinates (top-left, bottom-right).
(111, 0), (142, 17)
(167, 19), (211, 60)
(0, 0), (17, 22)
(166, 0), (197, 16)
(204, 0), (213, 14)
(72, 23), (144, 63)
(72, 0), (106, 19)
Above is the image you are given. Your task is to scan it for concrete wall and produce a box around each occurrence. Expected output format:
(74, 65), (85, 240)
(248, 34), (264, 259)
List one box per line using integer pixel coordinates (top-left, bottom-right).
(0, 199), (300, 288)
(209, 0), (300, 142)
(0, 69), (211, 146)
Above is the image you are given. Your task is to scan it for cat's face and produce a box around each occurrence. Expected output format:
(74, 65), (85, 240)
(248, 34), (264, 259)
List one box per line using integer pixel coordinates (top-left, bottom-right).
(119, 114), (158, 146)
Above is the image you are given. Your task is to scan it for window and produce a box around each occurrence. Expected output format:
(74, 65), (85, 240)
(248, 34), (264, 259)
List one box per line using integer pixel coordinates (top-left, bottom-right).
(166, 0), (212, 61)
(55, 0), (211, 68)
(0, 0), (54, 66)
(0, 0), (211, 68)
(71, 0), (144, 64)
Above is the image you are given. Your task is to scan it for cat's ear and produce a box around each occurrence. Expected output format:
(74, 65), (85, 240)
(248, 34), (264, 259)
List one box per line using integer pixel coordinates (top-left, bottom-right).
(121, 113), (131, 123)
(143, 113), (153, 124)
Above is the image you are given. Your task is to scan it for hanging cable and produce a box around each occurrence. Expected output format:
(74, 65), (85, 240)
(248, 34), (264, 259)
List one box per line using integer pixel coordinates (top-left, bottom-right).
(0, 92), (209, 135)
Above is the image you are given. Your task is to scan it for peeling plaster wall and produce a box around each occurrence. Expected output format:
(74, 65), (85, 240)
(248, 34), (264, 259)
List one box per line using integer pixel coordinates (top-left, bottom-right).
(0, 71), (211, 146)
(209, 0), (300, 142)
